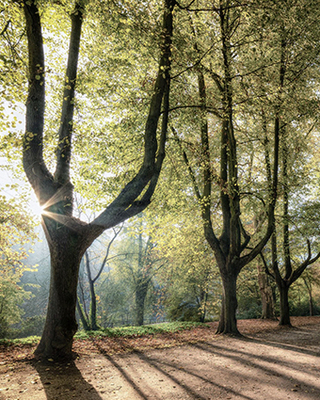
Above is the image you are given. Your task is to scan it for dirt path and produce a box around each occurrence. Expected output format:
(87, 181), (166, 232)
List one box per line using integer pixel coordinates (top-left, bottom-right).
(1, 317), (320, 400)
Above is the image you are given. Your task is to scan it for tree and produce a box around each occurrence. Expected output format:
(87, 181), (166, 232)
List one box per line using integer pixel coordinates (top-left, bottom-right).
(261, 144), (320, 326)
(109, 219), (166, 326)
(165, 0), (320, 334)
(20, 0), (175, 360)
(171, 0), (280, 334)
(77, 227), (121, 331)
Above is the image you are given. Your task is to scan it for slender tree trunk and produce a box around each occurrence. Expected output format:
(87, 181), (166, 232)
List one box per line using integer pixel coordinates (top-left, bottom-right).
(257, 261), (275, 319)
(216, 269), (240, 335)
(89, 280), (99, 330)
(76, 300), (90, 331)
(35, 223), (86, 359)
(303, 278), (314, 317)
(199, 289), (208, 323)
(278, 283), (291, 326)
(135, 281), (148, 326)
(309, 292), (314, 317)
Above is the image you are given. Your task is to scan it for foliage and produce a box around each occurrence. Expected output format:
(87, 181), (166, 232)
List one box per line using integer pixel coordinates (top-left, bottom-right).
(2, 0), (320, 347)
(13, 315), (46, 338)
(0, 195), (36, 338)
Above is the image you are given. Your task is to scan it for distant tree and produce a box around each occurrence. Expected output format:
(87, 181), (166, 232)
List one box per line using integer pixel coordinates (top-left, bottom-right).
(111, 221), (166, 326)
(76, 227), (121, 331)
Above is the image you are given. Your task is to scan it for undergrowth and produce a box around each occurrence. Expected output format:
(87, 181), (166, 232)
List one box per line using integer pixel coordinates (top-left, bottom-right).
(0, 322), (208, 345)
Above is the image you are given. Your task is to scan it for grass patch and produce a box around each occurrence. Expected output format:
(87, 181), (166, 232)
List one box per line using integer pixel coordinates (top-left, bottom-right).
(0, 322), (208, 345)
(0, 336), (40, 346)
(75, 321), (208, 340)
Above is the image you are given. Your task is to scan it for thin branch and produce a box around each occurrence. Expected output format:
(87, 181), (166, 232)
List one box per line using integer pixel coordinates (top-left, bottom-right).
(92, 227), (122, 283)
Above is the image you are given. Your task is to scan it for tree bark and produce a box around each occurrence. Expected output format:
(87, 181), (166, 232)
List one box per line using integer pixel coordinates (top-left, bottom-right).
(278, 283), (291, 326)
(89, 280), (99, 331)
(216, 269), (240, 335)
(35, 221), (87, 359)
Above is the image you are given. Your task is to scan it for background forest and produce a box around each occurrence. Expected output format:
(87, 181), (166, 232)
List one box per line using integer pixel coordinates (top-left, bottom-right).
(1, 0), (320, 343)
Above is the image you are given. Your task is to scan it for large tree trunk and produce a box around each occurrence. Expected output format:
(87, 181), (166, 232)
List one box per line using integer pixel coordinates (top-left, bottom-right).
(35, 222), (87, 359)
(216, 269), (240, 335)
(257, 261), (275, 319)
(278, 283), (291, 326)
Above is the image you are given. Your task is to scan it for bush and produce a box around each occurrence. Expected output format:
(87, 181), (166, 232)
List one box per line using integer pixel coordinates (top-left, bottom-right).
(15, 315), (45, 338)
(289, 300), (320, 317)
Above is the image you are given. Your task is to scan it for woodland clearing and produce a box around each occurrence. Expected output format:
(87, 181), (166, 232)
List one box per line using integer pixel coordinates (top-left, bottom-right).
(0, 316), (320, 400)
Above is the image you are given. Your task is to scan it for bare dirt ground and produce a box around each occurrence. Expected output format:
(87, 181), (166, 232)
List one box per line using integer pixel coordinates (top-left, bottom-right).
(1, 316), (320, 400)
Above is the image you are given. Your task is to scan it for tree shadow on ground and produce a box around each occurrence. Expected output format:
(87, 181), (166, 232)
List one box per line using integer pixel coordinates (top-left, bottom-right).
(95, 342), (253, 400)
(33, 359), (103, 400)
(247, 326), (320, 357)
(134, 350), (254, 400)
(95, 334), (320, 400)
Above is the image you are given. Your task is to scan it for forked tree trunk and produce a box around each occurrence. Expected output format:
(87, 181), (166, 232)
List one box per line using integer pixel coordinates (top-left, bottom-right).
(278, 284), (291, 326)
(35, 222), (87, 359)
(216, 269), (240, 335)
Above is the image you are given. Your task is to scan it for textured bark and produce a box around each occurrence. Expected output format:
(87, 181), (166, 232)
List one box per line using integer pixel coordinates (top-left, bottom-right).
(35, 220), (87, 359)
(278, 284), (291, 326)
(216, 270), (240, 335)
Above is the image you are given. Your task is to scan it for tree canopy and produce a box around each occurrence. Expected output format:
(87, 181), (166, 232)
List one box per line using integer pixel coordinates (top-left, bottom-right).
(1, 0), (320, 359)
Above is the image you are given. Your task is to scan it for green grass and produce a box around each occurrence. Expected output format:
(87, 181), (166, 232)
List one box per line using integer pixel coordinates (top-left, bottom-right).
(0, 322), (208, 345)
(75, 321), (207, 340)
(0, 335), (41, 346)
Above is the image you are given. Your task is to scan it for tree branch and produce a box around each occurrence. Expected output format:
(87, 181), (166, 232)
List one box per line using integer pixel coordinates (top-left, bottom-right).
(91, 0), (175, 231)
(23, 0), (55, 205)
(54, 2), (84, 185)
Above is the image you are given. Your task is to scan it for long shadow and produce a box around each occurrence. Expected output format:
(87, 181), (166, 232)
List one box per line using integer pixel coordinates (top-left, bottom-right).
(33, 359), (103, 400)
(192, 341), (320, 393)
(101, 354), (150, 399)
(196, 336), (320, 377)
(135, 350), (255, 400)
(96, 342), (254, 400)
(138, 343), (320, 399)
(246, 332), (320, 357)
